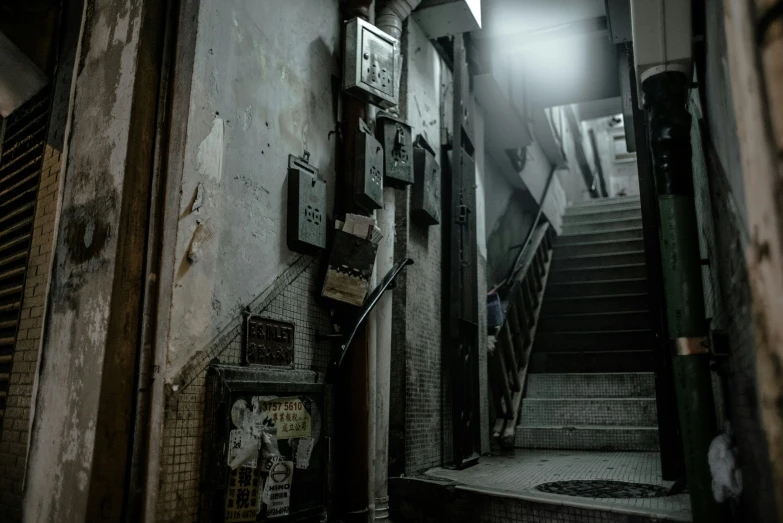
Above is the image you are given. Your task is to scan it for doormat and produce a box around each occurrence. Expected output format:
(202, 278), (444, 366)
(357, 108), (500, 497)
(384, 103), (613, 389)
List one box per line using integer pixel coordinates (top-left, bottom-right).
(535, 480), (670, 498)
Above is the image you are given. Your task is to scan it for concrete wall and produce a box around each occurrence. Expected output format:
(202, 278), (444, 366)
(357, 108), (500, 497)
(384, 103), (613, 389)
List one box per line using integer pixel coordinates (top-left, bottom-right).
(164, 0), (340, 382)
(687, 0), (776, 519)
(155, 0), (340, 518)
(581, 116), (639, 197)
(24, 2), (148, 520)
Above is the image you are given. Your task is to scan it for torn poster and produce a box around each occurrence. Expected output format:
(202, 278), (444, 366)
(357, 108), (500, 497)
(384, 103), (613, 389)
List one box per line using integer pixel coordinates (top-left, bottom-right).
(224, 466), (261, 522)
(228, 428), (258, 469)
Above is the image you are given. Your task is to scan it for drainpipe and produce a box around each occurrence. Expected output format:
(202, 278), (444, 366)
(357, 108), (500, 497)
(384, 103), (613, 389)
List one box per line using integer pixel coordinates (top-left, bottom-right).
(642, 71), (723, 523)
(373, 2), (420, 521)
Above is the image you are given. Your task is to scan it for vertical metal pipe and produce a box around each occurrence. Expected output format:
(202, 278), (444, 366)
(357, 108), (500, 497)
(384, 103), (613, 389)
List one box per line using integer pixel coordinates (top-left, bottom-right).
(337, 2), (374, 522)
(642, 70), (723, 523)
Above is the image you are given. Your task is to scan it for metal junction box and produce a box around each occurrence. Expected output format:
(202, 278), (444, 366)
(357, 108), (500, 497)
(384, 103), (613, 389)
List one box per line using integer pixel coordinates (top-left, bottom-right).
(343, 17), (400, 109)
(206, 366), (328, 523)
(355, 119), (384, 211)
(412, 140), (441, 226)
(376, 113), (413, 188)
(287, 154), (327, 253)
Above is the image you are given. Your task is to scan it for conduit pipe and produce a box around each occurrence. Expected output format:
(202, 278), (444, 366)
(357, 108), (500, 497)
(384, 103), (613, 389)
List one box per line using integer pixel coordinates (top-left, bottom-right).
(373, 1), (421, 521)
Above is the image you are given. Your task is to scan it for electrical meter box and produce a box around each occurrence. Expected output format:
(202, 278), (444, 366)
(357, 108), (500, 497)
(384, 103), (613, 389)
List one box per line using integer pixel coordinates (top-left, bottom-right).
(412, 139), (441, 226)
(206, 366), (328, 523)
(355, 119), (384, 211)
(343, 17), (400, 109)
(287, 153), (327, 253)
(376, 113), (413, 188)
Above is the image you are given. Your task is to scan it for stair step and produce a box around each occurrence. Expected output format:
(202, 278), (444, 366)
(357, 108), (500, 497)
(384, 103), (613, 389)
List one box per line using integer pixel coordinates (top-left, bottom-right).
(515, 425), (659, 451)
(563, 208), (642, 225)
(541, 293), (650, 315)
(566, 202), (641, 216)
(534, 329), (654, 351)
(526, 372), (656, 398)
(562, 217), (643, 235)
(548, 264), (647, 283)
(570, 195), (640, 208)
(554, 239), (645, 258)
(545, 278), (648, 299)
(520, 398), (658, 427)
(556, 227), (644, 244)
(538, 311), (651, 332)
(552, 251), (646, 270)
(529, 350), (656, 373)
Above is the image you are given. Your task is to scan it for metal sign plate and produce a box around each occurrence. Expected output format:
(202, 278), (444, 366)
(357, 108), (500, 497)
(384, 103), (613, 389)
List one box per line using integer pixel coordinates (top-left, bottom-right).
(244, 316), (295, 367)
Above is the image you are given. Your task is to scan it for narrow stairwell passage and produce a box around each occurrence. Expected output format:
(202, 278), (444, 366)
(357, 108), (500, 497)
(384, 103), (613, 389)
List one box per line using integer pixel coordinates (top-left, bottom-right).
(519, 196), (660, 452)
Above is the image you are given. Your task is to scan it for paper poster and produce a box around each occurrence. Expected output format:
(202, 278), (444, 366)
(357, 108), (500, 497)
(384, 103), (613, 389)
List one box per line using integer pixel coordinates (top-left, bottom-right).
(253, 396), (312, 439)
(265, 461), (293, 518)
(228, 429), (258, 469)
(224, 466), (262, 522)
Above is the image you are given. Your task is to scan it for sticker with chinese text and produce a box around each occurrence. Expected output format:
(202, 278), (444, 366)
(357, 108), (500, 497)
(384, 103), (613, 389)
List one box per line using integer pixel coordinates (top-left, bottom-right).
(224, 465), (262, 522)
(253, 396), (312, 439)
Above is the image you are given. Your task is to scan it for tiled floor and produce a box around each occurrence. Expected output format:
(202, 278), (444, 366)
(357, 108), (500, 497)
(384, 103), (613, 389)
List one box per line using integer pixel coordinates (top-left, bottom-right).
(425, 450), (692, 522)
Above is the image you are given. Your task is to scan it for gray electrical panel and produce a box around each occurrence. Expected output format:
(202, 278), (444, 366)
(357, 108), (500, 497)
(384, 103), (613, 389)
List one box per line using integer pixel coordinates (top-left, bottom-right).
(343, 17), (400, 109)
(377, 113), (413, 188)
(355, 119), (384, 211)
(412, 138), (440, 226)
(287, 153), (327, 253)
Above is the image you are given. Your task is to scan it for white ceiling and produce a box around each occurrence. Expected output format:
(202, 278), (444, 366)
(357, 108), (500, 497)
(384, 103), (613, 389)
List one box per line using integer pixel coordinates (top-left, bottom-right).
(476, 0), (606, 38)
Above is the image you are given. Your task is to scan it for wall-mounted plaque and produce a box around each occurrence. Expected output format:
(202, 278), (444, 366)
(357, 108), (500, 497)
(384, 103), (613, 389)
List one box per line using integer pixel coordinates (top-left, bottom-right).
(244, 316), (295, 367)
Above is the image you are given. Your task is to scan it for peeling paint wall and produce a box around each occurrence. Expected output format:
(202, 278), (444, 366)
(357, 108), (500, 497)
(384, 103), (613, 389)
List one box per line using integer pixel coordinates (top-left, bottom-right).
(24, 1), (144, 521)
(165, 0), (340, 382)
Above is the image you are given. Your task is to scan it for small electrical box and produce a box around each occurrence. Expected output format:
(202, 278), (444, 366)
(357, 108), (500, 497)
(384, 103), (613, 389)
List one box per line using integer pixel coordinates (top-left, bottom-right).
(343, 17), (400, 109)
(376, 113), (413, 188)
(412, 138), (441, 226)
(287, 153), (327, 253)
(355, 119), (384, 211)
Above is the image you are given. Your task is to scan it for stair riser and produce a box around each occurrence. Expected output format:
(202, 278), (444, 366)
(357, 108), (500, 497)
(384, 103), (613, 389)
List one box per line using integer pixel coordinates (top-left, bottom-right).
(515, 427), (659, 452)
(538, 312), (650, 332)
(566, 203), (642, 216)
(552, 252), (646, 270)
(556, 228), (644, 244)
(529, 351), (655, 373)
(562, 218), (643, 235)
(563, 209), (642, 225)
(520, 399), (658, 426)
(534, 331), (654, 351)
(541, 294), (650, 315)
(546, 279), (648, 298)
(548, 265), (647, 283)
(526, 373), (656, 398)
(555, 240), (645, 258)
(571, 196), (640, 208)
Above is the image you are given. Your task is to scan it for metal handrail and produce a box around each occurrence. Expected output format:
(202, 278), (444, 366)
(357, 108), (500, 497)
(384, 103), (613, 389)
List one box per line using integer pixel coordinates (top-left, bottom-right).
(503, 165), (558, 286)
(325, 257), (414, 382)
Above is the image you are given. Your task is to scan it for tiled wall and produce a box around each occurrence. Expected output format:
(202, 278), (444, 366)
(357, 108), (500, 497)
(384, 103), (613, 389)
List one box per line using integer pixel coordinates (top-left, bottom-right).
(156, 255), (333, 521)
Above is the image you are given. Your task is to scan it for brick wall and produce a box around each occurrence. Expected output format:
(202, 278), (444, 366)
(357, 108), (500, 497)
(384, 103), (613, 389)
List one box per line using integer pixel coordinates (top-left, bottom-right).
(0, 15), (77, 517)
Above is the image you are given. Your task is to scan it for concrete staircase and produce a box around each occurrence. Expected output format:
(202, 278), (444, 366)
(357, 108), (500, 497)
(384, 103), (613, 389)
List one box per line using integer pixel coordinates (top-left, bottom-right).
(518, 196), (659, 451)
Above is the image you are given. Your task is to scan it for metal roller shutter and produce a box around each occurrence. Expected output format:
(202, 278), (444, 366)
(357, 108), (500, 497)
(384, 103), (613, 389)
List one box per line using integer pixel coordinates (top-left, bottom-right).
(0, 88), (50, 430)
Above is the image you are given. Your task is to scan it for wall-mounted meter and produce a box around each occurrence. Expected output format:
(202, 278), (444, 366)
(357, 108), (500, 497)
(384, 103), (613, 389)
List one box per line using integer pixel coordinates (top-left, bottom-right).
(343, 17), (400, 109)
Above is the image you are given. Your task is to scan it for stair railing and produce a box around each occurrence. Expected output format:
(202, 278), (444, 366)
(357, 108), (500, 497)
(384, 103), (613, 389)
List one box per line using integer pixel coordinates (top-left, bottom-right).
(488, 222), (554, 449)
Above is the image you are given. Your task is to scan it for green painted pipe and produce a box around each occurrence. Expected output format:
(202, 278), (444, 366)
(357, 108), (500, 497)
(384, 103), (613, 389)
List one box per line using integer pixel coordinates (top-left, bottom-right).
(645, 72), (723, 523)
